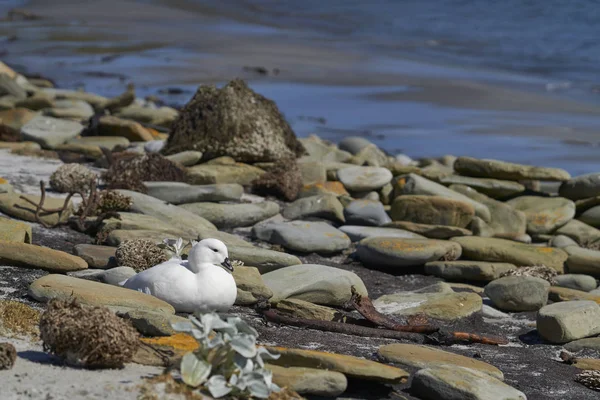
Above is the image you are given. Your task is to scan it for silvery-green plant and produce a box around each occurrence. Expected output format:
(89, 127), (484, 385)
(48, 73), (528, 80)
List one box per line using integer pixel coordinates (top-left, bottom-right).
(160, 237), (200, 260)
(171, 312), (281, 399)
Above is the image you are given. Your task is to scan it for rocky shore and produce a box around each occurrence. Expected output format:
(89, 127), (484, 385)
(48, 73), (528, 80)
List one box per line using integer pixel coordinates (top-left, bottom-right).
(1, 60), (600, 399)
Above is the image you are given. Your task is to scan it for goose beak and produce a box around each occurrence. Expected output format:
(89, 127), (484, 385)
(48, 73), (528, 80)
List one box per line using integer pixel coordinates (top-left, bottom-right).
(221, 257), (234, 272)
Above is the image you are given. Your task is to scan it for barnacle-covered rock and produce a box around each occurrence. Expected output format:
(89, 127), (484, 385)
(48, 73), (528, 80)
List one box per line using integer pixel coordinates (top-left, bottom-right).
(252, 158), (302, 201)
(103, 153), (187, 193)
(576, 370), (600, 391)
(49, 163), (97, 193)
(0, 342), (17, 370)
(97, 190), (133, 214)
(500, 265), (558, 285)
(39, 299), (139, 369)
(115, 239), (168, 272)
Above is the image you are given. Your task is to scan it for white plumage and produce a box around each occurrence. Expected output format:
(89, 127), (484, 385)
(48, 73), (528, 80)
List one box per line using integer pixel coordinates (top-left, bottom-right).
(122, 238), (237, 313)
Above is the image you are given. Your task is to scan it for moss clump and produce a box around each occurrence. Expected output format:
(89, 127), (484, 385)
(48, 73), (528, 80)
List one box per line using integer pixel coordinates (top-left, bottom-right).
(39, 299), (139, 369)
(103, 153), (187, 193)
(0, 342), (17, 370)
(162, 79), (305, 162)
(252, 157), (303, 201)
(115, 239), (168, 272)
(49, 163), (97, 193)
(0, 300), (40, 338)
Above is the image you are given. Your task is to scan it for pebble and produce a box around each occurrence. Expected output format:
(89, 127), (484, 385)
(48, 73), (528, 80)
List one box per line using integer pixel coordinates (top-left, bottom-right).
(263, 264), (368, 307)
(454, 155), (570, 181)
(559, 172), (600, 200)
(484, 276), (549, 312)
(506, 196), (575, 234)
(438, 174), (525, 198)
(165, 150), (203, 166)
(343, 199), (391, 226)
(282, 194), (345, 223)
(550, 234), (579, 248)
(425, 261), (516, 282)
(268, 364), (347, 397)
(297, 161), (327, 185)
(144, 181), (243, 204)
(556, 219), (600, 247)
(338, 136), (372, 155)
(20, 115), (84, 149)
(0, 240), (87, 272)
(180, 201), (280, 228)
(227, 245), (302, 274)
(391, 195), (475, 228)
(187, 163), (265, 185)
(339, 225), (424, 242)
(564, 246), (600, 277)
(73, 244), (117, 269)
(337, 166), (392, 192)
(356, 237), (462, 269)
(265, 346), (408, 384)
(412, 366), (526, 400)
(42, 88), (109, 110)
(383, 221), (472, 239)
(0, 217), (31, 243)
(115, 104), (178, 127)
(117, 189), (217, 233)
(398, 173), (491, 222)
(554, 274), (598, 292)
(29, 274), (175, 314)
(537, 300), (600, 343)
(378, 344), (504, 380)
(451, 236), (568, 272)
(256, 220), (351, 254)
(43, 99), (94, 120)
(373, 283), (482, 321)
(276, 299), (342, 322)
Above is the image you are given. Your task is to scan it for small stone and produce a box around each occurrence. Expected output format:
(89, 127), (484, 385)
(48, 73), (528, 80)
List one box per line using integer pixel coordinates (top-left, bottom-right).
(180, 201), (280, 229)
(550, 235), (579, 248)
(398, 174), (491, 222)
(373, 283), (482, 321)
(115, 104), (178, 127)
(383, 221), (472, 239)
(21, 115), (84, 149)
(357, 237), (462, 269)
(187, 162), (265, 185)
(73, 244), (116, 269)
(337, 166), (392, 192)
(263, 264), (368, 306)
(42, 88), (109, 110)
(0, 108), (39, 141)
(564, 246), (600, 277)
(265, 346), (408, 384)
(339, 225), (424, 242)
(338, 136), (372, 155)
(165, 150), (203, 166)
(577, 205), (600, 228)
(0, 240), (87, 272)
(0, 217), (31, 243)
(257, 220), (351, 254)
(556, 219), (600, 248)
(100, 266), (136, 286)
(43, 99), (94, 120)
(454, 156), (570, 181)
(282, 194), (345, 223)
(412, 366), (526, 400)
(506, 196), (575, 234)
(29, 274), (175, 314)
(277, 299), (342, 322)
(537, 300), (600, 343)
(438, 175), (525, 198)
(343, 199), (391, 226)
(378, 344), (503, 380)
(560, 173), (600, 201)
(484, 276), (549, 312)
(391, 195), (475, 228)
(554, 274), (598, 292)
(425, 261), (516, 282)
(144, 181), (243, 204)
(268, 364), (347, 397)
(97, 115), (154, 141)
(451, 236), (568, 272)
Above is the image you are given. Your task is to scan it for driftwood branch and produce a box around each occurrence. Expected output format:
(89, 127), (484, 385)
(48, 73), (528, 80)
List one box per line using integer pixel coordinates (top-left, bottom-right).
(425, 330), (509, 346)
(259, 309), (425, 344)
(349, 286), (438, 334)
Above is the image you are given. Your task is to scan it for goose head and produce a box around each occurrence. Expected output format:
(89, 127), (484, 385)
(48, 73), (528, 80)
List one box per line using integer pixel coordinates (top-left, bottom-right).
(188, 238), (233, 273)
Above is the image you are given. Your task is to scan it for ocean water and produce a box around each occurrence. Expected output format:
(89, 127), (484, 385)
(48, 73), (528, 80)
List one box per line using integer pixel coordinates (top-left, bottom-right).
(3, 0), (600, 175)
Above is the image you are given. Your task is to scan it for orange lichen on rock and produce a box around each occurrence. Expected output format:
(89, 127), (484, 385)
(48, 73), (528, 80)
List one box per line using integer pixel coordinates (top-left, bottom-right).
(141, 333), (199, 352)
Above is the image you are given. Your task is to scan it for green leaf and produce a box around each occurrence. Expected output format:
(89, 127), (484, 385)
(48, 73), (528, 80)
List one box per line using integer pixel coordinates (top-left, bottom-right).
(226, 316), (259, 337)
(230, 333), (257, 358)
(247, 378), (271, 399)
(180, 353), (211, 387)
(255, 347), (280, 368)
(207, 375), (232, 398)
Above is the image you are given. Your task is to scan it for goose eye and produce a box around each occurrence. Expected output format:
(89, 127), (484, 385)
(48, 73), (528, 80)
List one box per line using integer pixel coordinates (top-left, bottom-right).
(211, 248), (218, 252)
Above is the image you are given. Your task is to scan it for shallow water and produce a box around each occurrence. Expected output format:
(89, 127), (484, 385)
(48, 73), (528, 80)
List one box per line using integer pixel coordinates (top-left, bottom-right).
(2, 0), (600, 175)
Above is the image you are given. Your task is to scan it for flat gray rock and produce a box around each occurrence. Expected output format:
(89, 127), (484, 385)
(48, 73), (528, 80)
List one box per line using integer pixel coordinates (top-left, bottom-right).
(506, 196), (575, 234)
(101, 266), (137, 286)
(339, 225), (424, 242)
(560, 172), (600, 200)
(228, 245), (302, 274)
(425, 261), (516, 282)
(165, 150), (203, 166)
(21, 115), (84, 149)
(484, 276), (549, 312)
(344, 199), (391, 226)
(537, 300), (600, 343)
(564, 337), (600, 353)
(564, 246), (600, 277)
(556, 219), (600, 247)
(282, 194), (345, 223)
(438, 174), (525, 198)
(455, 155), (570, 182)
(338, 136), (372, 155)
(180, 201), (280, 228)
(554, 274), (598, 292)
(258, 220), (351, 254)
(73, 244), (117, 269)
(263, 264), (368, 306)
(144, 181), (243, 204)
(337, 166), (392, 192)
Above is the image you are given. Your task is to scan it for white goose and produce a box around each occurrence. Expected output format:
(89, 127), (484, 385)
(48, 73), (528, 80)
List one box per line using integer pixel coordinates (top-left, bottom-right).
(122, 238), (237, 313)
